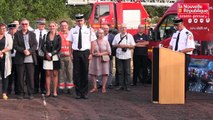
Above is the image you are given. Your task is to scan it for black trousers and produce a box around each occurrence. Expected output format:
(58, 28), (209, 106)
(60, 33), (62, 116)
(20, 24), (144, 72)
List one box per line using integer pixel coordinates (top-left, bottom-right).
(8, 58), (18, 94)
(132, 55), (148, 85)
(0, 59), (8, 94)
(73, 50), (90, 97)
(16, 63), (35, 96)
(116, 58), (131, 89)
(114, 58), (120, 86)
(34, 52), (46, 93)
(185, 54), (190, 92)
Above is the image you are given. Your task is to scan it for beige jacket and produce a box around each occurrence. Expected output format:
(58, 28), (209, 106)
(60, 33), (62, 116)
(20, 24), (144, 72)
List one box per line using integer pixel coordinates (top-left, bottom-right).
(3, 34), (13, 78)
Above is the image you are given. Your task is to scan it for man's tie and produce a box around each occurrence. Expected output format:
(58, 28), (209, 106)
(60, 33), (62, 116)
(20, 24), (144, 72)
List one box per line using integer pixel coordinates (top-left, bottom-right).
(78, 27), (82, 49)
(174, 32), (180, 51)
(39, 30), (42, 48)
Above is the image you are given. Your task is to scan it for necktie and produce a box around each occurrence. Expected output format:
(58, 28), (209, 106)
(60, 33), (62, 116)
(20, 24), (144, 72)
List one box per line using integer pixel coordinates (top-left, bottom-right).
(39, 30), (42, 48)
(78, 27), (82, 49)
(174, 32), (180, 51)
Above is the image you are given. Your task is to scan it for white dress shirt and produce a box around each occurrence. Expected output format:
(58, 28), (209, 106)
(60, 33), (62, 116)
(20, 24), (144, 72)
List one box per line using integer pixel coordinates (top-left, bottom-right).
(112, 33), (135, 59)
(34, 29), (48, 50)
(68, 25), (97, 51)
(170, 28), (195, 54)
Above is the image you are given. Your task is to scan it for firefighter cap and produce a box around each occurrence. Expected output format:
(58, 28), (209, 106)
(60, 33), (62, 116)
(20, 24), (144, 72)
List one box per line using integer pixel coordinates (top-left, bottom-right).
(75, 13), (84, 20)
(36, 18), (46, 24)
(173, 18), (183, 25)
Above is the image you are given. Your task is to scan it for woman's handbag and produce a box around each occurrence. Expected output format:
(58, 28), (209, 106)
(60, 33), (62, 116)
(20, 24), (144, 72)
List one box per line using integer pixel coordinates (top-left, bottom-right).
(97, 41), (110, 62)
(101, 54), (110, 62)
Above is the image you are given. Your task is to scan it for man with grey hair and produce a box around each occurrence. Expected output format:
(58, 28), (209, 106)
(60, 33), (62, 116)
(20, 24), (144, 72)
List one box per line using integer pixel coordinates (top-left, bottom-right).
(14, 18), (38, 99)
(112, 23), (135, 91)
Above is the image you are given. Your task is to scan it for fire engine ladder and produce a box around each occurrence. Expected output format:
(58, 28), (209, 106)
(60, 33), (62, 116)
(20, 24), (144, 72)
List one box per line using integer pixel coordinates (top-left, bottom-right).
(66, 0), (178, 7)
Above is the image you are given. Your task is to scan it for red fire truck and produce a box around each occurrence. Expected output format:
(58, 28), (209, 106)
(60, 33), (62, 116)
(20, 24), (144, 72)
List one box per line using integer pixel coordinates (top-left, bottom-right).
(87, 1), (149, 34)
(149, 0), (213, 93)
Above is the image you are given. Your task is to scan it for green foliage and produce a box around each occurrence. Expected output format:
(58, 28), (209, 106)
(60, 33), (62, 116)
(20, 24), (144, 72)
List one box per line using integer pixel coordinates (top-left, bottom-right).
(145, 6), (168, 24)
(67, 5), (92, 20)
(0, 0), (72, 26)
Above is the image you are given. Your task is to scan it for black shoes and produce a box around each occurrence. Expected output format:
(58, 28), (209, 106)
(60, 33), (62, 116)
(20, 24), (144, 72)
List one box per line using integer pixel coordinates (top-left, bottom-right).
(17, 95), (24, 99)
(75, 95), (81, 99)
(116, 86), (124, 91)
(28, 95), (34, 100)
(130, 83), (137, 86)
(124, 88), (131, 92)
(75, 95), (88, 99)
(81, 95), (88, 99)
(116, 86), (130, 91)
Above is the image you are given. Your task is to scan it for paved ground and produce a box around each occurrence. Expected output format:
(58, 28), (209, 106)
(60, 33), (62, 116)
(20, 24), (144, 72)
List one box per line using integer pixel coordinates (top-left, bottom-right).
(0, 83), (213, 120)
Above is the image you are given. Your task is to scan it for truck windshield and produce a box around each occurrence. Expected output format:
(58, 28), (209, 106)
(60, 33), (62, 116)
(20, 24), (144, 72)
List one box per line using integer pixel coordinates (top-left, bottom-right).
(158, 14), (177, 40)
(94, 4), (110, 23)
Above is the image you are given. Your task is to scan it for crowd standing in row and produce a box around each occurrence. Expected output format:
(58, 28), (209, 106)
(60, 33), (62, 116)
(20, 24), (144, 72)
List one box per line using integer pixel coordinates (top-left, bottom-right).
(0, 13), (194, 100)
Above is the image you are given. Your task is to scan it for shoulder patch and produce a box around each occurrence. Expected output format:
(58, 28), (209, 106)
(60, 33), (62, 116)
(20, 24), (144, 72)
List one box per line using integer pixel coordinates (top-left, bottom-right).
(188, 35), (193, 41)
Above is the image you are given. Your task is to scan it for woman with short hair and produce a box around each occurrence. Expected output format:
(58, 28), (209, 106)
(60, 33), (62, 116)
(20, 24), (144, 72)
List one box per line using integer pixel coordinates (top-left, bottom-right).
(89, 29), (111, 93)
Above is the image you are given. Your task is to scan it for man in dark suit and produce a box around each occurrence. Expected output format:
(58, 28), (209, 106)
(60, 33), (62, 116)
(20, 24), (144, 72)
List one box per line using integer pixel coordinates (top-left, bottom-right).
(13, 18), (38, 99)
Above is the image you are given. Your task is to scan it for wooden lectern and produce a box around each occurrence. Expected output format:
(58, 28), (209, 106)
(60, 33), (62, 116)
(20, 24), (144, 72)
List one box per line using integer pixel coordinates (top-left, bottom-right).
(152, 47), (185, 104)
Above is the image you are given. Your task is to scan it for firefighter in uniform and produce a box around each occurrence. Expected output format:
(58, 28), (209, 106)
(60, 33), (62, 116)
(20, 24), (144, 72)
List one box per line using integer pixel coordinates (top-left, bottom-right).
(58, 20), (74, 94)
(68, 13), (96, 99)
(168, 18), (195, 93)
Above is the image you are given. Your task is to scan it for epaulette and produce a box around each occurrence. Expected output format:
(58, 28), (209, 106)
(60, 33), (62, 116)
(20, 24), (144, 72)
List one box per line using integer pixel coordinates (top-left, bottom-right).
(186, 31), (191, 36)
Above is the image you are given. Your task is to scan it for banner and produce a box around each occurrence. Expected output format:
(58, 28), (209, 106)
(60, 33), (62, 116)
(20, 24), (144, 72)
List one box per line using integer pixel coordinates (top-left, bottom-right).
(178, 3), (209, 19)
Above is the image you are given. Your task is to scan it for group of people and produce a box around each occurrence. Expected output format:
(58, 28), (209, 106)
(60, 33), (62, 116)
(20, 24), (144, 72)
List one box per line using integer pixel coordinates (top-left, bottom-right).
(0, 18), (74, 100)
(0, 13), (195, 100)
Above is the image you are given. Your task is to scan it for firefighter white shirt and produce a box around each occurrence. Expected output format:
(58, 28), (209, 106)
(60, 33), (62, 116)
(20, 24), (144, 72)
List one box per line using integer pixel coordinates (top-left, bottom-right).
(68, 25), (97, 51)
(34, 29), (48, 50)
(112, 33), (135, 59)
(169, 28), (195, 54)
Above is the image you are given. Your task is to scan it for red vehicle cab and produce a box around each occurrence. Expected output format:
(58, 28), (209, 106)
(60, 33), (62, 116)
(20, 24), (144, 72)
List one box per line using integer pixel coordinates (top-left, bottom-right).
(149, 0), (213, 93)
(88, 1), (149, 35)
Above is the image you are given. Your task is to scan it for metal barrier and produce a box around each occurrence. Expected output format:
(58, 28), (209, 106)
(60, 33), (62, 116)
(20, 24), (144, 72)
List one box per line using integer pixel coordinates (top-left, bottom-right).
(66, 0), (178, 7)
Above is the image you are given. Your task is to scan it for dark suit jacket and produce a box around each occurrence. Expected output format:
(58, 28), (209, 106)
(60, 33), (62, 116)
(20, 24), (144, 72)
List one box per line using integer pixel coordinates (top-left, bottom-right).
(41, 32), (61, 60)
(13, 30), (38, 65)
(108, 33), (115, 57)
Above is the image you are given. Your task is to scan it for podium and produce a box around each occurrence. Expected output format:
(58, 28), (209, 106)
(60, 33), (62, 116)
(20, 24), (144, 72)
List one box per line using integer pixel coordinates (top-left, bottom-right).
(152, 47), (185, 104)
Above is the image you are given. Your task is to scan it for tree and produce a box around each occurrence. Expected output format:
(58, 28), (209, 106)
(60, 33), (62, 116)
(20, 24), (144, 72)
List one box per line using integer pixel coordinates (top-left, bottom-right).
(145, 6), (168, 24)
(0, 0), (71, 26)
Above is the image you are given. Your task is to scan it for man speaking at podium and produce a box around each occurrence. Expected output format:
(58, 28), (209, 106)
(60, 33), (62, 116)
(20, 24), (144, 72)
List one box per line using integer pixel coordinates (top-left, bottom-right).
(168, 18), (195, 92)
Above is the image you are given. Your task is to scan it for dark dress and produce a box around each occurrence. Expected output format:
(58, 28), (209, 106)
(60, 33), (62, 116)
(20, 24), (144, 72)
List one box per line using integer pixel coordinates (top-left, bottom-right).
(42, 32), (61, 70)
